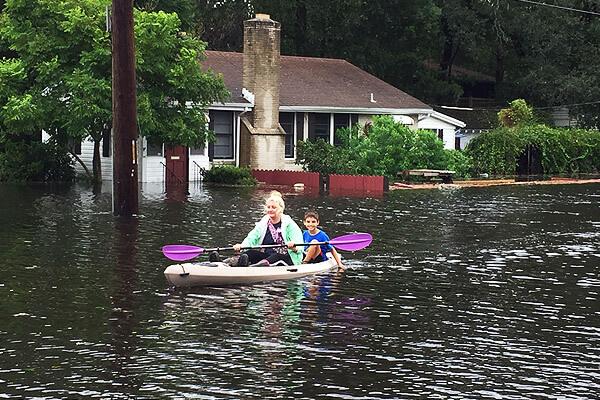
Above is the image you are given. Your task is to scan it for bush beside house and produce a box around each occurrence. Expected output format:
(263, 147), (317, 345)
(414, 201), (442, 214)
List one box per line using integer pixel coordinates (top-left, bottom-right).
(466, 125), (600, 176)
(201, 165), (258, 186)
(296, 115), (473, 179)
(0, 141), (74, 182)
(465, 100), (600, 176)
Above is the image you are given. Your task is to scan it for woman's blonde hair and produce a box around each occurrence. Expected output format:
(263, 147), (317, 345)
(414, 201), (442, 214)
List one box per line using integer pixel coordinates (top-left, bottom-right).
(265, 190), (285, 212)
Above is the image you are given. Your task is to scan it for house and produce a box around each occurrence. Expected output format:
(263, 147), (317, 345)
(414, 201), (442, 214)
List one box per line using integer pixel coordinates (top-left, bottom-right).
(68, 14), (464, 182)
(418, 111), (465, 150)
(427, 60), (584, 149)
(432, 105), (497, 150)
(425, 59), (497, 108)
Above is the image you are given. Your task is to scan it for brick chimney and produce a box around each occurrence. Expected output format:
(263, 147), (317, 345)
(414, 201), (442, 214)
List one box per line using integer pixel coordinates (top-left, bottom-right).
(239, 14), (285, 170)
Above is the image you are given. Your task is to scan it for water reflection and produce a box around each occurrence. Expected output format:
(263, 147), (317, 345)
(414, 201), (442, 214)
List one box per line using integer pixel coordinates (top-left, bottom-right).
(0, 182), (599, 399)
(110, 217), (140, 393)
(165, 182), (189, 202)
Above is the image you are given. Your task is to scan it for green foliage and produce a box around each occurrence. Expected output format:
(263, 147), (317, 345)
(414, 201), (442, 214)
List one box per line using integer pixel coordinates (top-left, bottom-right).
(295, 139), (349, 175)
(524, 125), (600, 174)
(464, 128), (524, 175)
(465, 123), (600, 175)
(443, 149), (472, 179)
(296, 115), (472, 178)
(0, 0), (229, 180)
(0, 141), (74, 182)
(201, 165), (258, 185)
(134, 9), (230, 148)
(245, 0), (443, 100)
(191, 0), (252, 51)
(134, 0), (197, 32)
(498, 99), (534, 128)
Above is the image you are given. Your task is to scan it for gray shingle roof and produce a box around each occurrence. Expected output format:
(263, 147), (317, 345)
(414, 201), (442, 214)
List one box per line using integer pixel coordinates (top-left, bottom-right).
(204, 50), (431, 112)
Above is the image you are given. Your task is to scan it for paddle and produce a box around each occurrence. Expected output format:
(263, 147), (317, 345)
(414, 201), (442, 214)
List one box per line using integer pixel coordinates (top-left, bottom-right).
(162, 232), (372, 261)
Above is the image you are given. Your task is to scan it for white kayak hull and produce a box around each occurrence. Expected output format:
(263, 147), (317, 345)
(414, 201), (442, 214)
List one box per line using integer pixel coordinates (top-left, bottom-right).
(164, 258), (338, 287)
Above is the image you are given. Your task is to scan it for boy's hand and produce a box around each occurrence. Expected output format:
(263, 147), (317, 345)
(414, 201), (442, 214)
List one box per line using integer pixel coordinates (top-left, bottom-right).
(233, 243), (242, 252)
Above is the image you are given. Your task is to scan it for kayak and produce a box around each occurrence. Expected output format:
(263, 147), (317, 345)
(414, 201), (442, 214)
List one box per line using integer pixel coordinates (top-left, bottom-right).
(164, 257), (339, 287)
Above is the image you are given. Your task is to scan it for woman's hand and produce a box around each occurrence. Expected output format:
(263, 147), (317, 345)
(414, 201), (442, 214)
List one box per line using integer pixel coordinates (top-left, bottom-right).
(233, 243), (242, 252)
(286, 241), (296, 251)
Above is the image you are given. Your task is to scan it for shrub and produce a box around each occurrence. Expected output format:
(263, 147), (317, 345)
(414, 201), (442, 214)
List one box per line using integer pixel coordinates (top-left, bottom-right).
(295, 139), (350, 175)
(0, 141), (75, 182)
(464, 127), (525, 175)
(444, 149), (473, 179)
(466, 124), (600, 175)
(498, 99), (534, 128)
(201, 165), (258, 185)
(296, 115), (467, 177)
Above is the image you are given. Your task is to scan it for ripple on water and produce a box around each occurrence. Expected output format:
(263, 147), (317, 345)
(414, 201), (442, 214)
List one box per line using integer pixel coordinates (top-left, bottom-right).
(2, 182), (600, 399)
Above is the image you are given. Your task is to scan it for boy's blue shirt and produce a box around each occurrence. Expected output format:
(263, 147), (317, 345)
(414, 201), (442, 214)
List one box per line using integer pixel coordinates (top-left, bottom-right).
(302, 229), (333, 260)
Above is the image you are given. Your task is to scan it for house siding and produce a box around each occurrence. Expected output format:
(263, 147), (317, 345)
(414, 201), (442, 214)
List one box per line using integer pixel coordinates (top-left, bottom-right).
(70, 136), (113, 179)
(419, 116), (462, 150)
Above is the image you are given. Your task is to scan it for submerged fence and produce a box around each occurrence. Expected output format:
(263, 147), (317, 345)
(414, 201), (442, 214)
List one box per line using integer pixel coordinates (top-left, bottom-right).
(252, 169), (388, 195)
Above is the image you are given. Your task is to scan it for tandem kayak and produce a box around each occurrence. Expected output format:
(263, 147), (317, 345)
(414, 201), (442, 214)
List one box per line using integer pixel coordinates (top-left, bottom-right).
(164, 257), (339, 287)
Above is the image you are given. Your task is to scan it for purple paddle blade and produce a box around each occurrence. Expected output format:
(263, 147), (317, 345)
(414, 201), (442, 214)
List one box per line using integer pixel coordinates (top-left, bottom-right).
(329, 233), (372, 251)
(162, 245), (205, 261)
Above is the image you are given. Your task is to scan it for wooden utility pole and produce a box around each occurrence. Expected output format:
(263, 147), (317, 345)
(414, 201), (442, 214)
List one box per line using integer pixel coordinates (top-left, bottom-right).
(111, 0), (138, 216)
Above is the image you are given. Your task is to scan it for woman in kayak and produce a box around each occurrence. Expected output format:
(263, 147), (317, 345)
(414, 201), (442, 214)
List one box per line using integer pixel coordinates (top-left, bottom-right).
(211, 191), (303, 267)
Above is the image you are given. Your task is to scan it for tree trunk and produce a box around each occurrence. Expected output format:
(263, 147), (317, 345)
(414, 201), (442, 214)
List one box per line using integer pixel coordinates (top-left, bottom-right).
(69, 150), (93, 180)
(439, 17), (454, 82)
(294, 0), (307, 54)
(93, 138), (102, 183)
(495, 41), (505, 84)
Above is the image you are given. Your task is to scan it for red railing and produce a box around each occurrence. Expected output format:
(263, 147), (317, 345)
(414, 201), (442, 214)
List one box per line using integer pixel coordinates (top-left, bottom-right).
(252, 169), (388, 195)
(328, 174), (387, 192)
(252, 169), (321, 187)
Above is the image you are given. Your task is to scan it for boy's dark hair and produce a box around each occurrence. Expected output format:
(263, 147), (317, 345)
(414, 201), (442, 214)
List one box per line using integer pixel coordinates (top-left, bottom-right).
(303, 209), (319, 221)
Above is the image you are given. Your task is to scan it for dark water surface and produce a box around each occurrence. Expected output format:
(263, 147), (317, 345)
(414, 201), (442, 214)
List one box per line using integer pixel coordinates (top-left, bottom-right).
(1, 182), (599, 399)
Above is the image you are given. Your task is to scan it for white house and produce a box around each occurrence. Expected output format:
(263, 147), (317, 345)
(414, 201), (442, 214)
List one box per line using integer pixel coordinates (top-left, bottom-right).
(418, 111), (466, 150)
(69, 14), (464, 182)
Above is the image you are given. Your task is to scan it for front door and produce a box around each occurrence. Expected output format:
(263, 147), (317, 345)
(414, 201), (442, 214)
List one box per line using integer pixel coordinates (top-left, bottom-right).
(165, 145), (188, 183)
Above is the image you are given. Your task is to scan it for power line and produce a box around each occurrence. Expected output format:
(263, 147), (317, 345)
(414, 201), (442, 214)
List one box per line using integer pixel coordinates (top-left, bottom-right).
(439, 100), (600, 112)
(532, 100), (600, 110)
(513, 0), (600, 16)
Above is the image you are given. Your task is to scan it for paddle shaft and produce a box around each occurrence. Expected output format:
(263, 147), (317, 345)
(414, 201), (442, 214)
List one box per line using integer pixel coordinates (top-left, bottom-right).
(205, 241), (335, 253)
(162, 233), (372, 260)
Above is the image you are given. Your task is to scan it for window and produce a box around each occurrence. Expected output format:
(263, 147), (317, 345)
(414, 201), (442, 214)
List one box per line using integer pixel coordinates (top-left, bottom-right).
(280, 112), (294, 158)
(190, 146), (205, 156)
(296, 112), (304, 143)
(209, 110), (234, 159)
(334, 114), (351, 146)
(309, 113), (330, 143)
(426, 129), (444, 141)
(146, 141), (163, 156)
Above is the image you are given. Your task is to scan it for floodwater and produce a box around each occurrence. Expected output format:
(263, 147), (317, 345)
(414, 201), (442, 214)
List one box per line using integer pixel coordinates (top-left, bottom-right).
(1, 181), (599, 399)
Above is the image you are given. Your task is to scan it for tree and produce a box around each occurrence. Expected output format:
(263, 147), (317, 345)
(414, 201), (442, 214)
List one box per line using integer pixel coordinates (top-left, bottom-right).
(194, 0), (253, 51)
(133, 9), (230, 147)
(498, 99), (533, 128)
(434, 0), (600, 127)
(134, 0), (196, 31)
(0, 0), (229, 182)
(243, 0), (449, 101)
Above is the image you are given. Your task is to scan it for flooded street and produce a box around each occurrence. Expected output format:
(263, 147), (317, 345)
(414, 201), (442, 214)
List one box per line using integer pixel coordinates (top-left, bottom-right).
(1, 182), (599, 399)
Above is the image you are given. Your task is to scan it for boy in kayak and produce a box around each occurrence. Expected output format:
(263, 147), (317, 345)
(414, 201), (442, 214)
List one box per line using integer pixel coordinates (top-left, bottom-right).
(301, 210), (344, 269)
